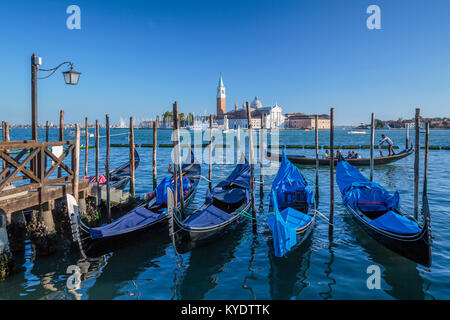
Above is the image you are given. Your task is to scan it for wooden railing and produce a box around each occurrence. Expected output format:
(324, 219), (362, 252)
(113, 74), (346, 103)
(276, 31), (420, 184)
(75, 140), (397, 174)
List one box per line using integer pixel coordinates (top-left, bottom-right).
(0, 139), (80, 200)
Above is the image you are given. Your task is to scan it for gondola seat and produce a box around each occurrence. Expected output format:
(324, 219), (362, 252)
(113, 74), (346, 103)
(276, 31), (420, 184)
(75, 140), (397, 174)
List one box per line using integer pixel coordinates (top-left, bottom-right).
(369, 211), (421, 235)
(89, 207), (165, 239)
(211, 188), (247, 213)
(183, 205), (233, 228)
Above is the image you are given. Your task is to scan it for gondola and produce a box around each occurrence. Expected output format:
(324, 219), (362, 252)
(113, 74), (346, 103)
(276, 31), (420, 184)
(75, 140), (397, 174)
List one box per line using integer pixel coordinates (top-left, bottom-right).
(267, 150), (316, 258)
(336, 156), (432, 267)
(169, 157), (251, 254)
(85, 149), (141, 191)
(69, 150), (201, 257)
(267, 145), (413, 167)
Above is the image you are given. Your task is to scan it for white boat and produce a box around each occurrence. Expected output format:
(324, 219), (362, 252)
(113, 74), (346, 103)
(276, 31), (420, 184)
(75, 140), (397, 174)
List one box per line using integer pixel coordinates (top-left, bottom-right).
(348, 130), (367, 135)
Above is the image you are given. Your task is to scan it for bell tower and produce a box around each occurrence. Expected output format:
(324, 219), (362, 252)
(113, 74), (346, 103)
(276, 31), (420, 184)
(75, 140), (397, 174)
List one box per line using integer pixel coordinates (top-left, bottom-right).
(216, 73), (226, 119)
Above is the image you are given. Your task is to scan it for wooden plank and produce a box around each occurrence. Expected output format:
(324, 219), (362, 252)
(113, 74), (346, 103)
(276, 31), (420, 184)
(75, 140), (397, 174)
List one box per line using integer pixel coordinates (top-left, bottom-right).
(43, 145), (74, 179)
(0, 148), (41, 186)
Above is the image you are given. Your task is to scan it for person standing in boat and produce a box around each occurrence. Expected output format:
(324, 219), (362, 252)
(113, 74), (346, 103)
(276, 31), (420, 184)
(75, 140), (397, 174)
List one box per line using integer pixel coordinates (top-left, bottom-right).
(379, 134), (396, 156)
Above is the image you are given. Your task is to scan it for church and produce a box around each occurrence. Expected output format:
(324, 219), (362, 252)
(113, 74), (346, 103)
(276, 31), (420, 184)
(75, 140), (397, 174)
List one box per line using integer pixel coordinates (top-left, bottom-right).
(216, 73), (284, 129)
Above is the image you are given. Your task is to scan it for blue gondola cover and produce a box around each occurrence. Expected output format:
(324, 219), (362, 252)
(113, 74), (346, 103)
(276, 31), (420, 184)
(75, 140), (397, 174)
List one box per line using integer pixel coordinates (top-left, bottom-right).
(155, 176), (191, 204)
(270, 150), (314, 210)
(89, 207), (165, 239)
(267, 191), (312, 257)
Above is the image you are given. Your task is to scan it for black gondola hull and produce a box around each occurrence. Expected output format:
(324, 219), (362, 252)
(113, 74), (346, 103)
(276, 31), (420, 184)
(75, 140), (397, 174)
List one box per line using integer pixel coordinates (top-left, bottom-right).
(346, 206), (431, 267)
(267, 147), (413, 167)
(173, 202), (251, 254)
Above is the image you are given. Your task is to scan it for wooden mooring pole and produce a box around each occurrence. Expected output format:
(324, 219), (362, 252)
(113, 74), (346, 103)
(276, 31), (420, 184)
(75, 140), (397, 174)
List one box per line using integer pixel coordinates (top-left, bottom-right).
(423, 122), (429, 197)
(406, 123), (410, 150)
(246, 102), (256, 233)
(73, 124), (80, 202)
(58, 110), (64, 178)
(260, 114), (264, 198)
(106, 114), (111, 223)
(84, 117), (89, 177)
(236, 126), (241, 161)
(153, 121), (157, 190)
(329, 107), (335, 237)
(173, 102), (185, 217)
(209, 114), (213, 191)
(370, 113), (375, 182)
(95, 120), (100, 206)
(129, 117), (135, 199)
(315, 114), (319, 201)
(414, 108), (420, 219)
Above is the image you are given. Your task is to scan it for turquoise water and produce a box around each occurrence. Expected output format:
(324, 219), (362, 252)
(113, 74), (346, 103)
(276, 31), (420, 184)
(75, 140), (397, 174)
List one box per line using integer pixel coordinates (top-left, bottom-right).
(0, 127), (449, 300)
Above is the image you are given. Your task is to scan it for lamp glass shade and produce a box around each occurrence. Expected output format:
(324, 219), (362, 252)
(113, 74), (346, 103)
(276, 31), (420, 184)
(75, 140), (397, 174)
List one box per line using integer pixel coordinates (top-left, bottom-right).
(63, 69), (81, 85)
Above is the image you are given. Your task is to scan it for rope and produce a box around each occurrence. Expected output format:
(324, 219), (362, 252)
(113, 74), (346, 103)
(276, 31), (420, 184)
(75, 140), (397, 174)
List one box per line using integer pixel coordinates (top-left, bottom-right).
(98, 132), (129, 138)
(312, 209), (334, 226)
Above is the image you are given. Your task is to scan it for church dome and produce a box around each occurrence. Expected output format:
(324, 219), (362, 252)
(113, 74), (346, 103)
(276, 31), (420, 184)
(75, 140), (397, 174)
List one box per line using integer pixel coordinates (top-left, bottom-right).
(251, 96), (262, 108)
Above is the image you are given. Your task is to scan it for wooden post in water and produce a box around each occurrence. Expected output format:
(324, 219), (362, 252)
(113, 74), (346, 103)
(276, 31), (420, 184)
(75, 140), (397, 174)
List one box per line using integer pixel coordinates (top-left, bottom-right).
(105, 114), (111, 223)
(95, 120), (100, 206)
(129, 117), (135, 199)
(236, 126), (241, 161)
(84, 117), (89, 177)
(423, 122), (429, 197)
(45, 121), (49, 142)
(58, 110), (64, 178)
(414, 108), (420, 219)
(246, 102), (256, 231)
(2, 122), (10, 170)
(153, 121), (157, 190)
(329, 108), (335, 236)
(73, 124), (80, 202)
(209, 114), (213, 191)
(315, 114), (319, 201)
(173, 102), (185, 217)
(370, 113), (375, 182)
(406, 123), (410, 150)
(260, 114), (264, 198)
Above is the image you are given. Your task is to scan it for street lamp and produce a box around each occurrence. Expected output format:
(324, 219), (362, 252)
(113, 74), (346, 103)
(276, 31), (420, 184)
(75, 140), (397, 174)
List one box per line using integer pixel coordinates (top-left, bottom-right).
(31, 53), (81, 141)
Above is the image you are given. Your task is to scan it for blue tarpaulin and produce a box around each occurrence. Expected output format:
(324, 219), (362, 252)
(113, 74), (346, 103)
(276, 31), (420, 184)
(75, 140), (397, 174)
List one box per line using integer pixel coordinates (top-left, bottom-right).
(336, 160), (399, 211)
(89, 207), (165, 239)
(155, 176), (191, 204)
(336, 160), (421, 235)
(269, 150), (314, 210)
(184, 205), (233, 228)
(267, 191), (312, 257)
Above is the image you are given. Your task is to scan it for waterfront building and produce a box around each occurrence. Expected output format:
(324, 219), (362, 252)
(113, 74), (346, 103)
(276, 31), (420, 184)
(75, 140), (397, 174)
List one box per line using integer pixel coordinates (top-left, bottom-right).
(285, 113), (330, 129)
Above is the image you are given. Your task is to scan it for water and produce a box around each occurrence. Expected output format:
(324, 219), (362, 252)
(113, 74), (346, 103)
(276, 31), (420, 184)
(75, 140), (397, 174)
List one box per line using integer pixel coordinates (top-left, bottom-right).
(1, 127), (449, 300)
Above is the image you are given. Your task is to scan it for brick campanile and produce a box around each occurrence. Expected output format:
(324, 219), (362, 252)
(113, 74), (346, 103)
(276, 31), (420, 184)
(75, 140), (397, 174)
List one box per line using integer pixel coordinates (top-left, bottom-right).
(216, 73), (226, 119)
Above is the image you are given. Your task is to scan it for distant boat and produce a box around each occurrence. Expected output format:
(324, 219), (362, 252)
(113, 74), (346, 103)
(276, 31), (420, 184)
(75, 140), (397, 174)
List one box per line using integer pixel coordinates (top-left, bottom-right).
(348, 130), (367, 135)
(68, 129), (94, 137)
(304, 128), (311, 132)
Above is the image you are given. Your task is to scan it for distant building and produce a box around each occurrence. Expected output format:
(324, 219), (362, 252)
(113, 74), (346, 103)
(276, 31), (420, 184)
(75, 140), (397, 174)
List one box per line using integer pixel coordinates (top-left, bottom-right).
(225, 97), (284, 129)
(285, 113), (330, 129)
(217, 73), (226, 119)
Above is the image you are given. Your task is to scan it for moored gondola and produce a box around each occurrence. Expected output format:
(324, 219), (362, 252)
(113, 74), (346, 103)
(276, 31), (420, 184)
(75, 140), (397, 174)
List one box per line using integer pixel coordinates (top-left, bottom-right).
(170, 158), (251, 254)
(267, 150), (316, 258)
(267, 145), (413, 167)
(69, 150), (200, 257)
(84, 149), (141, 191)
(336, 156), (432, 267)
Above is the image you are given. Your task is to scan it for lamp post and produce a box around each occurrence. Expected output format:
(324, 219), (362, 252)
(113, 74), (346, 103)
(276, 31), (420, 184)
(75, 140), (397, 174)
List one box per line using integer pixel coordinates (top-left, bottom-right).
(31, 53), (81, 142)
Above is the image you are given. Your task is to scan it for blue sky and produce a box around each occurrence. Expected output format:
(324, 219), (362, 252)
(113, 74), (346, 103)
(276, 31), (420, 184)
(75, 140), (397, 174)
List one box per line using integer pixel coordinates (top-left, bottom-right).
(1, 0), (449, 125)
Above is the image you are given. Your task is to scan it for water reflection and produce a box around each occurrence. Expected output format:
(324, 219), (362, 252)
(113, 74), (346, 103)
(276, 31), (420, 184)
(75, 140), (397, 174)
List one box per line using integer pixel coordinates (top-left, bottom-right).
(86, 232), (170, 299)
(267, 232), (314, 299)
(344, 215), (431, 300)
(174, 222), (247, 299)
